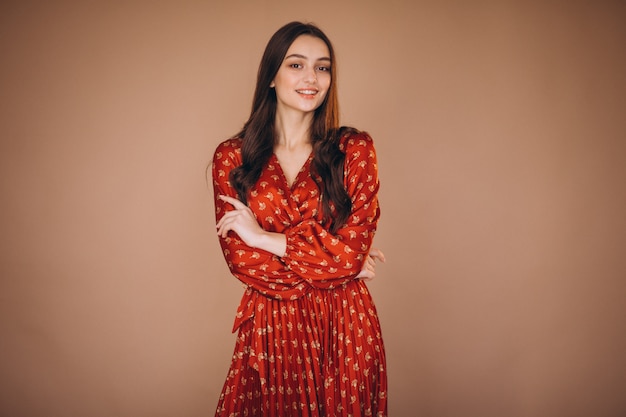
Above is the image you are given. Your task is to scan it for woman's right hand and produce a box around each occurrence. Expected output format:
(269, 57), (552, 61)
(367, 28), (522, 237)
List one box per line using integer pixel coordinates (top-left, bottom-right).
(216, 195), (266, 245)
(216, 195), (287, 257)
(356, 248), (386, 281)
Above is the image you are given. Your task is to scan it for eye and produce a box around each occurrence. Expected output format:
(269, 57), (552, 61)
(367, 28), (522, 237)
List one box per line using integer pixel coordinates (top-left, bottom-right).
(316, 66), (331, 72)
(289, 63), (303, 69)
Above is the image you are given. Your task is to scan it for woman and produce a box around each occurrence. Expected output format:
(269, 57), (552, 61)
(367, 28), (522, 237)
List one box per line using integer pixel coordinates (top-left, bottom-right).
(211, 21), (387, 417)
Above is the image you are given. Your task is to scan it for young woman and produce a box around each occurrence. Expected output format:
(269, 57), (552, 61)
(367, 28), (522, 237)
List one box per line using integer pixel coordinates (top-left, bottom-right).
(211, 21), (387, 417)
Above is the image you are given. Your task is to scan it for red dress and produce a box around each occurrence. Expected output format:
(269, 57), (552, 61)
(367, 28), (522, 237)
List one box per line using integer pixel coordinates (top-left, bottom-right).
(212, 132), (387, 417)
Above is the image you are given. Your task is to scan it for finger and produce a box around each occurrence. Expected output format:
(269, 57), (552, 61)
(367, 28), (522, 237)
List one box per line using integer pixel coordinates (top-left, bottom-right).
(362, 271), (375, 281)
(359, 254), (376, 275)
(216, 210), (240, 229)
(356, 269), (374, 281)
(218, 195), (248, 210)
(216, 218), (232, 238)
(370, 248), (385, 262)
(217, 214), (239, 237)
(369, 248), (386, 263)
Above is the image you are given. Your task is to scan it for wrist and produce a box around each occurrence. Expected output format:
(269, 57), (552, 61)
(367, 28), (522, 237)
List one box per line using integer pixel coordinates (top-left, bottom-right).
(252, 230), (269, 249)
(255, 231), (287, 258)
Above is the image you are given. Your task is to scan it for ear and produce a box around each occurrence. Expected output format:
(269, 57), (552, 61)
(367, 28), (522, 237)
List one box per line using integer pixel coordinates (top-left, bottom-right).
(269, 80), (275, 88)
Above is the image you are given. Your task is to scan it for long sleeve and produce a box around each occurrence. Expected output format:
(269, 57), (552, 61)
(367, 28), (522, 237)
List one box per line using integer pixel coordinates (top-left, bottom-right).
(280, 133), (380, 288)
(212, 139), (306, 300)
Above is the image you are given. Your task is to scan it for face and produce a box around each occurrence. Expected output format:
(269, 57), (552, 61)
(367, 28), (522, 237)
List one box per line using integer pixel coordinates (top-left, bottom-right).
(270, 35), (332, 116)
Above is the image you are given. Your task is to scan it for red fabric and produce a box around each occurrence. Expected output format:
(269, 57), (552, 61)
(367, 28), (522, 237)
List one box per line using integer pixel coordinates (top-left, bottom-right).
(212, 132), (387, 416)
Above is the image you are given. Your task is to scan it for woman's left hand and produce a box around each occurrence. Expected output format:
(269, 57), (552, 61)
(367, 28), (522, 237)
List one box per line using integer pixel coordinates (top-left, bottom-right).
(216, 195), (265, 247)
(356, 248), (386, 281)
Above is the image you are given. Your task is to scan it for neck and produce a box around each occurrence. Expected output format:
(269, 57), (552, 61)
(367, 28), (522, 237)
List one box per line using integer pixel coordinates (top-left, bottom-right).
(274, 108), (314, 150)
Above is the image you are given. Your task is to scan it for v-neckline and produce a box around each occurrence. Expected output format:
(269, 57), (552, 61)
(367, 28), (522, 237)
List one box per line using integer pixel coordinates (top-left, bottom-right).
(272, 152), (313, 191)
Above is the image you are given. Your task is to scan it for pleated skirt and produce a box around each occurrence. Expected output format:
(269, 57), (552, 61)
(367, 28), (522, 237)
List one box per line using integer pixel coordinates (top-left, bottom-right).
(214, 279), (387, 417)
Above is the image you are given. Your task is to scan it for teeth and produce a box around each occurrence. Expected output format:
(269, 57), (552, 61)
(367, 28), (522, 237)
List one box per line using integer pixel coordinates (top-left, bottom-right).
(297, 90), (317, 94)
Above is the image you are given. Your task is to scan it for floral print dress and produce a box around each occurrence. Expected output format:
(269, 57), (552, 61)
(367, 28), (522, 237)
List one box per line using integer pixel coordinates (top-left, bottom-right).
(211, 132), (387, 417)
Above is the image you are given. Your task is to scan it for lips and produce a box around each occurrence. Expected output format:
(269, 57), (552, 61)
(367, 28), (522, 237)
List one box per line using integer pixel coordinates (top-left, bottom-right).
(296, 89), (318, 95)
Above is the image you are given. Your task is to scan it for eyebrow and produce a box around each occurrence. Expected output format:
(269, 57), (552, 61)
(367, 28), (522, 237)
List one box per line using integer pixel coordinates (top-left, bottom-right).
(284, 54), (331, 62)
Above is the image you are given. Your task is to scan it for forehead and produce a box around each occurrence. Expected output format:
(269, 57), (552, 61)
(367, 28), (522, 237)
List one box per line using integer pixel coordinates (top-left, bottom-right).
(285, 35), (330, 59)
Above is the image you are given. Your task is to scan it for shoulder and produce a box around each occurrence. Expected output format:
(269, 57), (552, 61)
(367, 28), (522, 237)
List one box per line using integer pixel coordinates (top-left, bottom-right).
(339, 129), (375, 154)
(339, 130), (377, 169)
(212, 137), (243, 166)
(214, 137), (242, 156)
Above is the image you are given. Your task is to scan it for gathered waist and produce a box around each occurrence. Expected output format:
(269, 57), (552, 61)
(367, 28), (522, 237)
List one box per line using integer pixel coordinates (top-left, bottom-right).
(231, 279), (369, 333)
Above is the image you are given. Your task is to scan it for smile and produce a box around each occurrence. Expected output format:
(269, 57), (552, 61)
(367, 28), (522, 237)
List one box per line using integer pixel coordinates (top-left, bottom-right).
(296, 89), (318, 95)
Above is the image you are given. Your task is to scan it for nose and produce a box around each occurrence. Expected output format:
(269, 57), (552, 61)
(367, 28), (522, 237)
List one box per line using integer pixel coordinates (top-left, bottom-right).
(304, 67), (317, 83)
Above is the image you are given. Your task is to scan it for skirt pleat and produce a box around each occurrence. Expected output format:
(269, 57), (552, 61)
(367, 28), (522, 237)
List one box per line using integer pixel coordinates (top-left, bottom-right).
(215, 280), (387, 417)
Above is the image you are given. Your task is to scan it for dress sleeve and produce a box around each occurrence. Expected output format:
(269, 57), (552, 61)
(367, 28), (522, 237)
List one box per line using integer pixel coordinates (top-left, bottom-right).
(280, 132), (381, 288)
(212, 140), (306, 300)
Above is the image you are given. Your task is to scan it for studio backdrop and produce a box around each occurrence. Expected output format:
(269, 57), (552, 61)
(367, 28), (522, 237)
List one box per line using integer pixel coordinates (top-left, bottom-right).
(1, 1), (624, 416)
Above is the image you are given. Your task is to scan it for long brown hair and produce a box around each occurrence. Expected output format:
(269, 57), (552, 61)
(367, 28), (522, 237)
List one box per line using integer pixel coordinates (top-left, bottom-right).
(229, 21), (353, 232)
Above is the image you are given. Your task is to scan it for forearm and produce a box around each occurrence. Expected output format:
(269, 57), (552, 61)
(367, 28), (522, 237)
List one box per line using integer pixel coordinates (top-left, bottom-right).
(252, 231), (287, 258)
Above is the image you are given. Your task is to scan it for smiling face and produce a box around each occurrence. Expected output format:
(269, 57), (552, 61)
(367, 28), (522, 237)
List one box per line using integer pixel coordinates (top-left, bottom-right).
(270, 35), (332, 117)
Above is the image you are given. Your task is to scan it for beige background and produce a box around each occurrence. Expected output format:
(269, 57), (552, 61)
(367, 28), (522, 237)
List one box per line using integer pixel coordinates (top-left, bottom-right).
(1, 1), (625, 416)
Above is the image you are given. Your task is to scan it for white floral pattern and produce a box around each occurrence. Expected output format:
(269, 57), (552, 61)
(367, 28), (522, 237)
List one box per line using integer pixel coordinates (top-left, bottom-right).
(212, 132), (387, 416)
